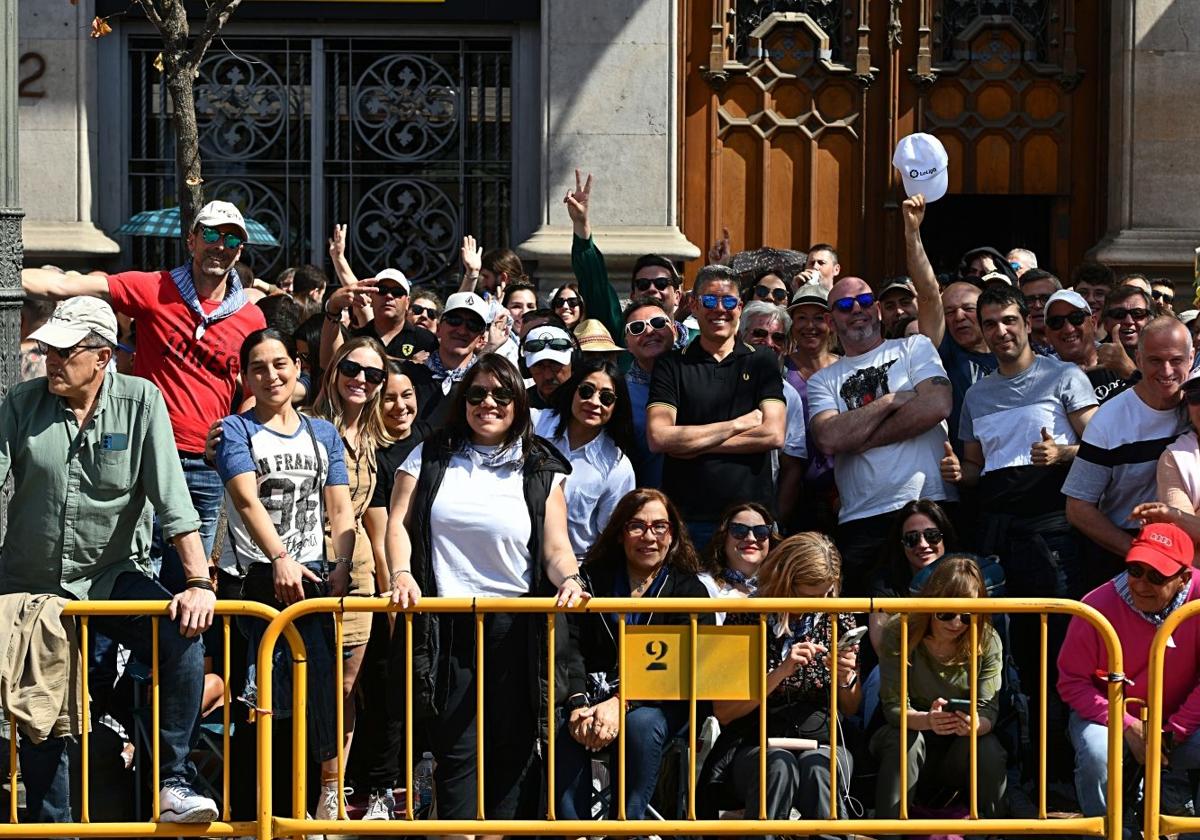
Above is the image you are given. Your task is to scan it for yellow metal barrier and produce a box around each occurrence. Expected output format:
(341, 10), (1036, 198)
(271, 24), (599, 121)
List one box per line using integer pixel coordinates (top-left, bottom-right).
(0, 599), (301, 838)
(1143, 598), (1200, 839)
(256, 595), (1126, 840)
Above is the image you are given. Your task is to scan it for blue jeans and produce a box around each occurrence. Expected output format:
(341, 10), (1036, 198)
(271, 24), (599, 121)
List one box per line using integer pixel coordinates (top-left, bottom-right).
(1069, 711), (1200, 839)
(152, 456), (223, 595)
(24, 572), (205, 822)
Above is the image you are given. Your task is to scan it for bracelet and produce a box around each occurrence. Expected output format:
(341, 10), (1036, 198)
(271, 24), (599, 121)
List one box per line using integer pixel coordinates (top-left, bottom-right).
(334, 556), (351, 567)
(839, 672), (859, 690)
(391, 569), (414, 580)
(564, 572), (587, 591)
(271, 549), (289, 563)
(186, 578), (215, 593)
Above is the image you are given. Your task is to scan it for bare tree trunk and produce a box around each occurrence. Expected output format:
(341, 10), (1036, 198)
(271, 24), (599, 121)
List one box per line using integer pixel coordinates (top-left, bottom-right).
(164, 65), (202, 237)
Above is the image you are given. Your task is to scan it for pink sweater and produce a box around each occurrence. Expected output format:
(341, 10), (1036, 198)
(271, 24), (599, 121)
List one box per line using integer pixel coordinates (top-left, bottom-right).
(1057, 569), (1200, 739)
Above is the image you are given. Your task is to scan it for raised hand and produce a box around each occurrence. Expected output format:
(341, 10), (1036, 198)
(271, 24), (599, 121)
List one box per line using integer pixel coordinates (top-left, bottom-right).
(1030, 427), (1060, 466)
(328, 223), (347, 263)
(564, 169), (593, 238)
(939, 440), (962, 483)
(461, 234), (483, 277)
(708, 226), (731, 264)
(901, 194), (927, 231)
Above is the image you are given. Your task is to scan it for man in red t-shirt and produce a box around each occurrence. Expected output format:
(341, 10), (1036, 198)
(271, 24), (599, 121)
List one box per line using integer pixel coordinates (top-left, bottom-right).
(22, 201), (266, 591)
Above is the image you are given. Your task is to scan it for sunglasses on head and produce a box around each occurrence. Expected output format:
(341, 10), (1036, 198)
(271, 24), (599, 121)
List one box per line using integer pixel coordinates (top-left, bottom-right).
(700, 294), (740, 311)
(901, 528), (943, 549)
(1105, 306), (1150, 322)
(1046, 310), (1089, 330)
(199, 226), (244, 250)
(553, 297), (581, 310)
(634, 276), (675, 293)
(409, 303), (439, 319)
(754, 285), (789, 303)
(728, 522), (771, 541)
(577, 382), (617, 406)
(523, 337), (574, 353)
(750, 328), (787, 345)
(626, 315), (671, 336)
(832, 293), (876, 313)
(1152, 290), (1175, 303)
(374, 284), (407, 299)
(934, 612), (971, 623)
(1127, 562), (1183, 585)
(336, 359), (386, 385)
(442, 312), (485, 333)
(464, 385), (515, 406)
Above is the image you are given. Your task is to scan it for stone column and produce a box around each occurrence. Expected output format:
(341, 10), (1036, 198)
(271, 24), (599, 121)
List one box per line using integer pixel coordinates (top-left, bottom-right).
(1, 0), (23, 397)
(1088, 0), (1200, 287)
(516, 0), (701, 285)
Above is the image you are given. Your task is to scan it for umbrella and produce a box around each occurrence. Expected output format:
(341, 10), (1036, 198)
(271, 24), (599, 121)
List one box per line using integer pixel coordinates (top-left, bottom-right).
(728, 247), (807, 284)
(115, 206), (280, 247)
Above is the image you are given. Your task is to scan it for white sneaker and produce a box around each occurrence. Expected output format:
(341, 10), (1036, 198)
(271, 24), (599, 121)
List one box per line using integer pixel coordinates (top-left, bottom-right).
(158, 781), (218, 823)
(313, 782), (345, 822)
(363, 788), (395, 820)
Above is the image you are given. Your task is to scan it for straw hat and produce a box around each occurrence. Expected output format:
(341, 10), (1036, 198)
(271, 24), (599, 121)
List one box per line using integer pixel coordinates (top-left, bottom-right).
(574, 319), (621, 353)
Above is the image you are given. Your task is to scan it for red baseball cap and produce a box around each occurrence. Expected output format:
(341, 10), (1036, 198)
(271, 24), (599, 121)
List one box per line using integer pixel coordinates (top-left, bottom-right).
(1126, 523), (1193, 578)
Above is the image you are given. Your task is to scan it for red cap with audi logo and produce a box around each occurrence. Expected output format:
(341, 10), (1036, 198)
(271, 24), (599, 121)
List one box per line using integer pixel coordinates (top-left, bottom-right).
(1126, 522), (1193, 577)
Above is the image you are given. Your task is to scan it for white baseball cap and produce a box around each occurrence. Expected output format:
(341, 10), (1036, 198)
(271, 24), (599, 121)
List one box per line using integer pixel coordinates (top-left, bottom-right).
(193, 200), (248, 240)
(1045, 289), (1091, 315)
(29, 296), (119, 348)
(892, 133), (949, 203)
(522, 325), (575, 368)
(374, 268), (411, 294)
(443, 292), (490, 324)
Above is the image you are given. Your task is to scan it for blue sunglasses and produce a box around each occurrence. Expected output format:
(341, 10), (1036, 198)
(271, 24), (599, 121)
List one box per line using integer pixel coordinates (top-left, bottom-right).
(831, 293), (876, 313)
(700, 294), (740, 311)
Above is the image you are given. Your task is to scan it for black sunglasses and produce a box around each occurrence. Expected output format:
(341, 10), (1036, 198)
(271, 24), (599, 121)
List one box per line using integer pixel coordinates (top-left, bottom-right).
(337, 359), (386, 384)
(523, 337), (574, 353)
(1105, 307), (1150, 322)
(409, 303), (439, 319)
(442, 312), (485, 333)
(754, 285), (789, 303)
(37, 340), (107, 359)
(832, 293), (876, 313)
(1152, 290), (1175, 303)
(626, 315), (671, 336)
(634, 276), (675, 292)
(464, 385), (515, 406)
(750, 328), (787, 345)
(577, 382), (617, 406)
(1046, 311), (1089, 330)
(553, 297), (581, 310)
(728, 522), (771, 541)
(199, 225), (244, 250)
(934, 612), (972, 623)
(375, 284), (408, 299)
(1127, 563), (1183, 585)
(901, 528), (944, 549)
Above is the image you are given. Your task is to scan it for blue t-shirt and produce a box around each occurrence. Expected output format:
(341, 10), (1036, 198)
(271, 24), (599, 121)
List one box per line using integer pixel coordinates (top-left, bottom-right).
(215, 411), (348, 573)
(626, 373), (664, 488)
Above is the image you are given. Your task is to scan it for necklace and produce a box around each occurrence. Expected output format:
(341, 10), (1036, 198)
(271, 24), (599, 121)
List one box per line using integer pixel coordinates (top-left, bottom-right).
(629, 563), (664, 595)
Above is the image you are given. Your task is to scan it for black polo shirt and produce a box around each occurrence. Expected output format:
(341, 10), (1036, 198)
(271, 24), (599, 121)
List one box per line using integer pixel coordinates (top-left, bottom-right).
(647, 340), (785, 522)
(352, 321), (438, 361)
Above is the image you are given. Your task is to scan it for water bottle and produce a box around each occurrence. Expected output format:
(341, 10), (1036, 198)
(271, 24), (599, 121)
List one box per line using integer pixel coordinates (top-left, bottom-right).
(415, 752), (435, 815)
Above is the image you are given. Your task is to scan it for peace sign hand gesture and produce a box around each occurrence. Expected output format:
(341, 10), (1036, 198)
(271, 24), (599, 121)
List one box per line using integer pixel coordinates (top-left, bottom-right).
(564, 169), (594, 239)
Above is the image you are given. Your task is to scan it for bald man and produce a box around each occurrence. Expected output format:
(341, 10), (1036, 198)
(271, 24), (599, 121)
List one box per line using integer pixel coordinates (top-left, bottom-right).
(1063, 317), (1194, 594)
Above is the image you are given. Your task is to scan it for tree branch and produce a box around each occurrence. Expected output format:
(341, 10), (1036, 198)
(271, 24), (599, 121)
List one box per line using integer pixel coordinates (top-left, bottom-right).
(134, 0), (165, 30)
(188, 0), (244, 70)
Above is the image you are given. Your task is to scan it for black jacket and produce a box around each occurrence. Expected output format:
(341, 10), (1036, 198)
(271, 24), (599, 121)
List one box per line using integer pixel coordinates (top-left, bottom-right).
(388, 432), (575, 744)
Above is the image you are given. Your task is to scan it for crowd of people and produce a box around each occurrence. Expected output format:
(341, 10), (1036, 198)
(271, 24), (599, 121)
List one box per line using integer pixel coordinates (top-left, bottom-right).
(6, 173), (1200, 836)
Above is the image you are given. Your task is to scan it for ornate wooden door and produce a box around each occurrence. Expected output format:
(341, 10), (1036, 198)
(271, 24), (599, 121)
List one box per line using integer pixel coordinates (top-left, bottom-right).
(680, 0), (1104, 282)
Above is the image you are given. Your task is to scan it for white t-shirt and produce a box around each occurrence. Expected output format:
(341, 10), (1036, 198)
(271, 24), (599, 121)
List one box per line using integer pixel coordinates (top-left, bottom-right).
(399, 441), (566, 597)
(807, 335), (953, 522)
(533, 411), (635, 556)
(782, 379), (808, 459)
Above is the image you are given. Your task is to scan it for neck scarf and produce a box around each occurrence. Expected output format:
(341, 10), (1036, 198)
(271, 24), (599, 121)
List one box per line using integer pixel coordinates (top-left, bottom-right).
(721, 566), (757, 594)
(1114, 571), (1190, 626)
(169, 263), (247, 341)
(426, 351), (476, 394)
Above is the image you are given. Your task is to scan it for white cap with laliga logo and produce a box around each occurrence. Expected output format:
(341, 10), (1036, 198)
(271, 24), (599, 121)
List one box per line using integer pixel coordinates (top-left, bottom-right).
(193, 200), (249, 240)
(892, 133), (949, 203)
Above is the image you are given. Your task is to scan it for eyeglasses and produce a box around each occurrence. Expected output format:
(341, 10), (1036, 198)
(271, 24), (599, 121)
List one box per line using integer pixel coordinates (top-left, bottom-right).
(553, 297), (581, 310)
(1024, 293), (1052, 306)
(754, 285), (789, 303)
(1105, 307), (1150, 322)
(625, 519), (672, 537)
(934, 612), (972, 623)
(442, 313), (485, 333)
(523, 337), (574, 353)
(37, 340), (107, 360)
(410, 303), (439, 319)
(700, 294), (740, 311)
(832, 293), (876, 313)
(336, 359), (386, 385)
(634, 276), (675, 293)
(577, 382), (617, 406)
(901, 528), (943, 549)
(374, 284), (408, 299)
(750, 328), (787, 345)
(1127, 562), (1183, 585)
(1152, 290), (1175, 304)
(464, 385), (515, 406)
(199, 226), (245, 249)
(626, 315), (671, 336)
(1045, 311), (1089, 330)
(728, 522), (771, 541)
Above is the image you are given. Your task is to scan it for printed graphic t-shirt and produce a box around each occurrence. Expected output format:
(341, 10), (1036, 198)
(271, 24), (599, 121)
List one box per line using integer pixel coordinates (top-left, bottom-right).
(108, 270), (267, 452)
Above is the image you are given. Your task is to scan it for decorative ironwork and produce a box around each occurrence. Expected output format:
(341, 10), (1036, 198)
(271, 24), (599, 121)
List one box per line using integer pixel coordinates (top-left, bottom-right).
(734, 0), (847, 63)
(207, 178), (290, 277)
(352, 179), (459, 280)
(352, 55), (459, 161)
(194, 54), (288, 159)
(936, 0), (1055, 63)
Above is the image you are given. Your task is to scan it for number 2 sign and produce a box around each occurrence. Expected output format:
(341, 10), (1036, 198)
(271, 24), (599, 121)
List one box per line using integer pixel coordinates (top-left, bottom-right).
(623, 625), (761, 702)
